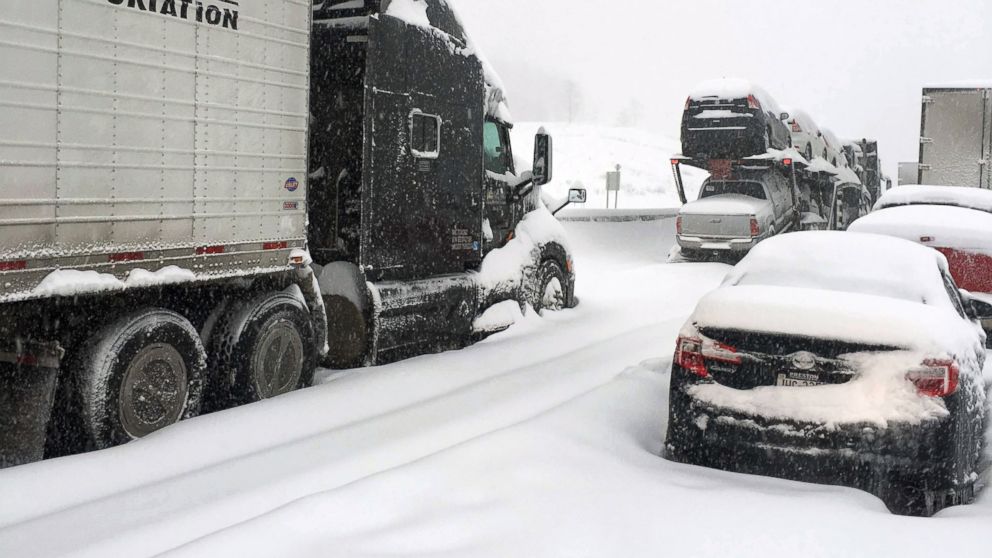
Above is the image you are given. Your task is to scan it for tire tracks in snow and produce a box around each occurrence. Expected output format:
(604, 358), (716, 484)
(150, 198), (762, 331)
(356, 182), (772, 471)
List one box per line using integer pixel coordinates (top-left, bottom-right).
(0, 317), (687, 558)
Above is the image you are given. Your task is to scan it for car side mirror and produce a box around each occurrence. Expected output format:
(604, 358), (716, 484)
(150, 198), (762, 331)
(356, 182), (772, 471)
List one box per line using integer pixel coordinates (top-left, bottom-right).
(532, 128), (553, 187)
(568, 188), (587, 204)
(780, 112), (790, 121)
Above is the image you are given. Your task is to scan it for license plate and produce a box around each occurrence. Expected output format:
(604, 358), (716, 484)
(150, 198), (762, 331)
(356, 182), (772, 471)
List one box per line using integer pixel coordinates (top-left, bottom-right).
(776, 372), (821, 387)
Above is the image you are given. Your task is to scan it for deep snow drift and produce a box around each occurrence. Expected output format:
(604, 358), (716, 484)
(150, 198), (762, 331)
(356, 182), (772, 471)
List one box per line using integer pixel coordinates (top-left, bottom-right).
(0, 218), (989, 558)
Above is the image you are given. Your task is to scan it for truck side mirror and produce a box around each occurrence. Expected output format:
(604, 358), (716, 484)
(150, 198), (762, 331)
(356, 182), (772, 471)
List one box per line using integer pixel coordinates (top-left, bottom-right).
(568, 188), (587, 204)
(533, 129), (553, 187)
(780, 112), (790, 121)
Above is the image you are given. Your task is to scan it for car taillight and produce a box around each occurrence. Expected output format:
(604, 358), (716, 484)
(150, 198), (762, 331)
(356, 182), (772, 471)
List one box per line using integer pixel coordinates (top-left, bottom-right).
(791, 120), (802, 133)
(907, 359), (959, 397)
(675, 335), (741, 378)
(676, 215), (683, 235)
(747, 94), (761, 110)
(750, 217), (760, 237)
(684, 97), (692, 111)
(675, 336), (707, 377)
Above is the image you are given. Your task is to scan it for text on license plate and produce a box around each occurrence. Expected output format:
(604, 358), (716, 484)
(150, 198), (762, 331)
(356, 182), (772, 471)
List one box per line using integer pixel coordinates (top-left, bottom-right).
(776, 373), (821, 387)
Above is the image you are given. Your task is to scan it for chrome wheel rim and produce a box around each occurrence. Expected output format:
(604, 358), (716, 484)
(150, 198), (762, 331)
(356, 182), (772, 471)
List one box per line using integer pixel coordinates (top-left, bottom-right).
(252, 319), (304, 399)
(119, 343), (188, 439)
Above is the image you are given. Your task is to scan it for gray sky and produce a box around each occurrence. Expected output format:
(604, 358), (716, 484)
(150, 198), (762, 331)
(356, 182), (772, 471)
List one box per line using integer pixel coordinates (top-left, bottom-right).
(454, 0), (992, 179)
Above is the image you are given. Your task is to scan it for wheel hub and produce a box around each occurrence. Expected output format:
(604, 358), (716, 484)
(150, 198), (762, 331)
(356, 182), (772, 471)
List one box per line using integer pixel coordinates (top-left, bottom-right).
(119, 343), (188, 439)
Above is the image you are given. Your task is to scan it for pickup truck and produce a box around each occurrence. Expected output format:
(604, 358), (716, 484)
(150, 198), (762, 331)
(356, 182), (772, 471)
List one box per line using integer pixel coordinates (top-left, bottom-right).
(676, 163), (799, 260)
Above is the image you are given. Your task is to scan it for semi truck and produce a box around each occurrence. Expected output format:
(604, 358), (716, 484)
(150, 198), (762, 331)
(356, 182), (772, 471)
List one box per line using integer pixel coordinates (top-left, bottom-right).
(0, 0), (580, 467)
(918, 86), (992, 189)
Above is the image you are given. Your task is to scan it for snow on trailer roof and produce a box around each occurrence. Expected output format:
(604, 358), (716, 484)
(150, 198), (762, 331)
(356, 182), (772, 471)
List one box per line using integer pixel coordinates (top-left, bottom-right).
(924, 80), (992, 89)
(695, 232), (982, 355)
(874, 185), (992, 214)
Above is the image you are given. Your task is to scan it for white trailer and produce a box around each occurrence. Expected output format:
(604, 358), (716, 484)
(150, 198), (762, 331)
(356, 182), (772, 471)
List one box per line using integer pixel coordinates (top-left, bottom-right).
(919, 86), (992, 189)
(0, 0), (578, 467)
(0, 0), (324, 466)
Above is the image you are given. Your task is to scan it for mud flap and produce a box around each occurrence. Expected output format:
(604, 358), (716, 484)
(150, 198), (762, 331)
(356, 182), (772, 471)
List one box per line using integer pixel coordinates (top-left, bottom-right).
(0, 342), (62, 468)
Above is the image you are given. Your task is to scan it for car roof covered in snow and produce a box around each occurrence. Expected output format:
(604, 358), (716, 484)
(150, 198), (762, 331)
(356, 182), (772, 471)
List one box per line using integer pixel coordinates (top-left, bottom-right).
(687, 78), (782, 115)
(723, 231), (951, 307)
(874, 185), (992, 214)
(693, 232), (983, 354)
(850, 204), (992, 256)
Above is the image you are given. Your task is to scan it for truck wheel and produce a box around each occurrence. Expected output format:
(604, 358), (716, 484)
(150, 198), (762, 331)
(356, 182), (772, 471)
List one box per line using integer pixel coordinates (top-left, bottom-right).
(530, 260), (567, 313)
(209, 292), (317, 406)
(324, 295), (369, 368)
(77, 309), (206, 449)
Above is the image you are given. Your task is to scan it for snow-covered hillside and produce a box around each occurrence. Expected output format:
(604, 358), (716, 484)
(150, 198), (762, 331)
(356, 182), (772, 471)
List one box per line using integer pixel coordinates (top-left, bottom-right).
(512, 123), (709, 209)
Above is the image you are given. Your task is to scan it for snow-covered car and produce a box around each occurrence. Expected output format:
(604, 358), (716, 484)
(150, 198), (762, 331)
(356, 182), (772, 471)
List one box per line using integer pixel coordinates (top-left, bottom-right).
(665, 231), (990, 517)
(786, 110), (828, 162)
(676, 162), (798, 260)
(849, 186), (992, 327)
(681, 79), (791, 160)
(821, 128), (846, 167)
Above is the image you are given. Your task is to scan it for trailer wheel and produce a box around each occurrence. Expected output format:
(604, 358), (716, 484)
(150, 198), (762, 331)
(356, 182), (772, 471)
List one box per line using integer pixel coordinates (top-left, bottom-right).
(530, 260), (567, 313)
(77, 309), (206, 449)
(209, 292), (317, 406)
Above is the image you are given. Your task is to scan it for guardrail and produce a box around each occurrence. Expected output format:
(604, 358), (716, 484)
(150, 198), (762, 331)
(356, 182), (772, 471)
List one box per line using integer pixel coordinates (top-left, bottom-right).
(556, 208), (680, 223)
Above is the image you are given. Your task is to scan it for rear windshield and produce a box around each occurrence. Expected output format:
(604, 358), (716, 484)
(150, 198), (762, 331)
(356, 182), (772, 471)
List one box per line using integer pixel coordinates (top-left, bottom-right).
(700, 181), (767, 200)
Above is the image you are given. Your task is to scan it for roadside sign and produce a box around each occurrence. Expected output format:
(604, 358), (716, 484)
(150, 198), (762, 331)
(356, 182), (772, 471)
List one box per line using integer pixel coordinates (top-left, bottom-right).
(606, 165), (621, 208)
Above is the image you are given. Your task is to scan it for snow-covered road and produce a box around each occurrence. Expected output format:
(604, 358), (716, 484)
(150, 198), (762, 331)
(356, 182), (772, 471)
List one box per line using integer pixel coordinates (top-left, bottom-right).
(1, 219), (990, 557)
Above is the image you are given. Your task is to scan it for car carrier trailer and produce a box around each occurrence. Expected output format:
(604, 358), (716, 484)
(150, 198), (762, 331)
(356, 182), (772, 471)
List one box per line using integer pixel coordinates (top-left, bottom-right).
(0, 0), (579, 467)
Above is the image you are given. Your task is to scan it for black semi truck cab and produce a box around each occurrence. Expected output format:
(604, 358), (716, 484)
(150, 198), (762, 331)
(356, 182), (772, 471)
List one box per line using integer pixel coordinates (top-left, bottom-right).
(309, 0), (575, 366)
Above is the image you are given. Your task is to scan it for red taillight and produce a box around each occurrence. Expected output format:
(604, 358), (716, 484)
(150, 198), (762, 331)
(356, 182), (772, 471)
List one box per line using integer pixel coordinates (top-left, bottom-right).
(782, 158), (793, 167)
(791, 120), (802, 133)
(747, 94), (761, 110)
(0, 260), (27, 272)
(675, 336), (707, 377)
(907, 359), (959, 397)
(676, 215), (683, 235)
(750, 217), (760, 237)
(675, 334), (742, 378)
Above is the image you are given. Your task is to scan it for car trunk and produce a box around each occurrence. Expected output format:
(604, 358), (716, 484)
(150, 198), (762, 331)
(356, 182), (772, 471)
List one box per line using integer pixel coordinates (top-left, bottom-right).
(697, 328), (894, 390)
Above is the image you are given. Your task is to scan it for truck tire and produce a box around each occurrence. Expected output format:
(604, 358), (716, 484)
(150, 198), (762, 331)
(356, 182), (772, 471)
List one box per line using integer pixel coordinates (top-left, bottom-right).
(209, 291), (317, 407)
(530, 260), (567, 313)
(76, 309), (207, 450)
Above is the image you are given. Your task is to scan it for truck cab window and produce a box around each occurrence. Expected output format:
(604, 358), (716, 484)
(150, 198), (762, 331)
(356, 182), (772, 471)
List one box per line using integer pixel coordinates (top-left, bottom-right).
(484, 121), (513, 175)
(411, 112), (441, 159)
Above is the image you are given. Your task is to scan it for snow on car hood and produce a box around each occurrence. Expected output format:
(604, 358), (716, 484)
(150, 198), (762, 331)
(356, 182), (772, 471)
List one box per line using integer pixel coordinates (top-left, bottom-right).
(850, 205), (992, 256)
(691, 284), (983, 358)
(679, 194), (769, 216)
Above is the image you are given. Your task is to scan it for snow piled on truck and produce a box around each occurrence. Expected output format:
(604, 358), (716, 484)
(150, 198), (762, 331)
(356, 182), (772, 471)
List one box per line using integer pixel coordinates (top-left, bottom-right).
(874, 184), (992, 214)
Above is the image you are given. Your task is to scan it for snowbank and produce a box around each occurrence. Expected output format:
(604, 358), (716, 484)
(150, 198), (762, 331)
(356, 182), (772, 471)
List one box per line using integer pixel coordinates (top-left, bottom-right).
(477, 206), (571, 293)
